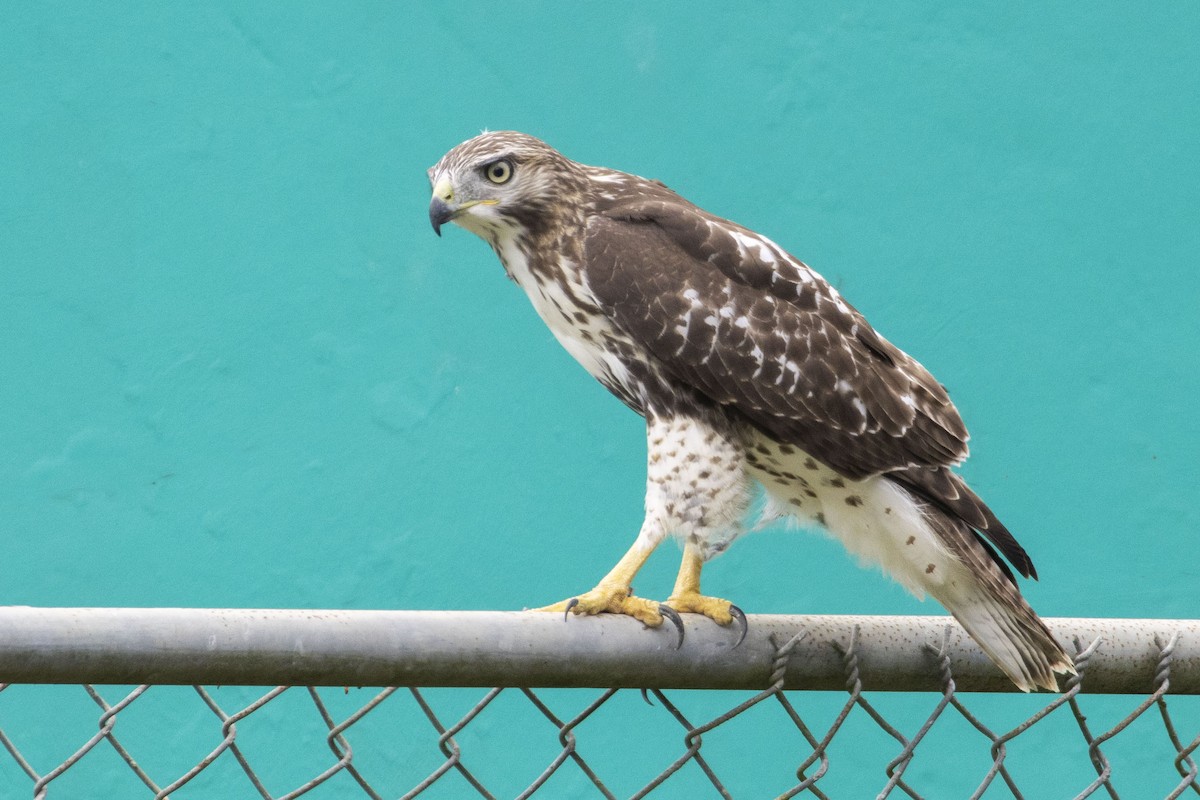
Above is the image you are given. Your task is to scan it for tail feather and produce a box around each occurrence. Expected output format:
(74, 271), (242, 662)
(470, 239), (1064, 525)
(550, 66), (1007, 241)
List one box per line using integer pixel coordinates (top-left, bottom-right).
(924, 509), (1075, 692)
(939, 589), (1075, 692)
(893, 467), (1037, 580)
(755, 438), (1072, 692)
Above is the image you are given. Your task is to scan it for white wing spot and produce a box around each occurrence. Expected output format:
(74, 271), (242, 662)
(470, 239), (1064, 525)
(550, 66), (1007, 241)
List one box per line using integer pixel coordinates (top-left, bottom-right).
(773, 354), (790, 385)
(673, 327), (690, 356)
(787, 360), (802, 391)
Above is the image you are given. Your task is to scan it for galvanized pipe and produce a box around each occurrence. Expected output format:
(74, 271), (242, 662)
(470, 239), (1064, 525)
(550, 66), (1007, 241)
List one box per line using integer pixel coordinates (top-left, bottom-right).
(0, 607), (1193, 693)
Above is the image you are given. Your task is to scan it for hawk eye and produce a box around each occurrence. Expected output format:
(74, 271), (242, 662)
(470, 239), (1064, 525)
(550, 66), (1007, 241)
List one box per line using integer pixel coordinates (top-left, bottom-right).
(484, 159), (513, 184)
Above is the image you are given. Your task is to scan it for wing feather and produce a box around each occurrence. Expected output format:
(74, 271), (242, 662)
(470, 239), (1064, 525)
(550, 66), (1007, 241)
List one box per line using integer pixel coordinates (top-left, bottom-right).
(584, 198), (968, 480)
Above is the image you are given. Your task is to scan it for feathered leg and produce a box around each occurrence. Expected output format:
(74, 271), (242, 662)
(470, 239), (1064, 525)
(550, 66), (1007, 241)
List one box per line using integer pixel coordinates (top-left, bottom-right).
(535, 406), (750, 645)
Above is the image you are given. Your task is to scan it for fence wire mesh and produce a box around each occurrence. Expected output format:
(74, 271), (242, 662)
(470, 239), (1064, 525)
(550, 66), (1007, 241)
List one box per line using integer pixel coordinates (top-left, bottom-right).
(0, 610), (1197, 799)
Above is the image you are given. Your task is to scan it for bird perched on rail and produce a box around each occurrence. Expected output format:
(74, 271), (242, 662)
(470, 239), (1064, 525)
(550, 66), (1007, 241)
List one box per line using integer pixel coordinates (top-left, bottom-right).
(427, 131), (1074, 692)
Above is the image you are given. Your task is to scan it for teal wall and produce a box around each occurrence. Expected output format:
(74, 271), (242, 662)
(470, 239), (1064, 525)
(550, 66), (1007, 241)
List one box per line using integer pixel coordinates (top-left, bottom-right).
(2, 3), (1198, 796)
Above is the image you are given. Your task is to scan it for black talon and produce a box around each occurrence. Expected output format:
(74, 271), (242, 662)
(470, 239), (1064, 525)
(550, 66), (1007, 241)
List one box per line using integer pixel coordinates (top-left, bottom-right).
(563, 597), (579, 622)
(640, 688), (655, 706)
(729, 604), (748, 648)
(658, 604), (685, 649)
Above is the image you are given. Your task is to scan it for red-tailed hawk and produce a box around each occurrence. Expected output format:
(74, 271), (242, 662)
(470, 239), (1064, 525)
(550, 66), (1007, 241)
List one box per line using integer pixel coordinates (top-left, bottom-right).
(428, 131), (1074, 691)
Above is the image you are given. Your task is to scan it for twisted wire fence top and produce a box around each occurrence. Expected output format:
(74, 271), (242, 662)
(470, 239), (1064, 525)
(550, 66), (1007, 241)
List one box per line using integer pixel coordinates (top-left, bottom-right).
(0, 608), (1197, 798)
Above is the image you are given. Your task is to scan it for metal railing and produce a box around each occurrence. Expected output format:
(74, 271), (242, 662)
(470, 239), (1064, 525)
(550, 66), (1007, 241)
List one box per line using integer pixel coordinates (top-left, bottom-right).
(0, 608), (1196, 798)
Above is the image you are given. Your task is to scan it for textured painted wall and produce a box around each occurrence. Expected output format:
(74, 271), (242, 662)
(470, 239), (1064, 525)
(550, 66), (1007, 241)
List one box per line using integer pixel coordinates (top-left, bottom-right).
(2, 3), (1198, 795)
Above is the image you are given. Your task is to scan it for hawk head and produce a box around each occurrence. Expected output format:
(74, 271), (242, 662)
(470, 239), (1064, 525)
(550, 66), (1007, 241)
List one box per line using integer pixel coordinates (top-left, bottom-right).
(427, 131), (583, 241)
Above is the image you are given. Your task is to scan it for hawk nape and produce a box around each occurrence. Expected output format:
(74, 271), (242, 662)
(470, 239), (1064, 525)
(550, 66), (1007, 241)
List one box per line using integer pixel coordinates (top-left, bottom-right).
(428, 131), (1074, 692)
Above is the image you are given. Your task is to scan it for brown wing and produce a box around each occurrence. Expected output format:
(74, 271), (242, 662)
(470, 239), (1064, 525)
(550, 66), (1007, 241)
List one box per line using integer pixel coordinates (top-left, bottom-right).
(584, 196), (968, 478)
(583, 193), (1035, 579)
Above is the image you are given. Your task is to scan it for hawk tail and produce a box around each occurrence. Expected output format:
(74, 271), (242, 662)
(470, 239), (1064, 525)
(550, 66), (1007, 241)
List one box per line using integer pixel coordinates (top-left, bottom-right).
(923, 509), (1075, 692)
(892, 467), (1037, 580)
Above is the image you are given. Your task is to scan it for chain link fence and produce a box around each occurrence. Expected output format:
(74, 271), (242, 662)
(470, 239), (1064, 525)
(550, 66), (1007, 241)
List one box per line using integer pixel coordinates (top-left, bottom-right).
(0, 608), (1196, 798)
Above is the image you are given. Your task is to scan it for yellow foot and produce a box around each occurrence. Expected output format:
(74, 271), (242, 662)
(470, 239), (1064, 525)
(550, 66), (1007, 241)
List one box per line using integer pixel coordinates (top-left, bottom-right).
(536, 585), (685, 646)
(538, 585), (663, 625)
(664, 591), (748, 646)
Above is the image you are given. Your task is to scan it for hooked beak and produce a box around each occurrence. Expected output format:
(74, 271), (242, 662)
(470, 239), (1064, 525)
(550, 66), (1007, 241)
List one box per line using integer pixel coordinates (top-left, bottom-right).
(429, 175), (455, 237)
(429, 197), (453, 237)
